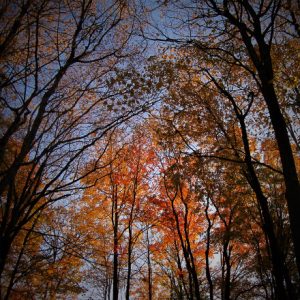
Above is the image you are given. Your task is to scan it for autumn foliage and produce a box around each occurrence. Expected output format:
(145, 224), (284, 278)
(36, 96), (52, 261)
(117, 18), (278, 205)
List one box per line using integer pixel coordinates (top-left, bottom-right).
(1, 0), (300, 299)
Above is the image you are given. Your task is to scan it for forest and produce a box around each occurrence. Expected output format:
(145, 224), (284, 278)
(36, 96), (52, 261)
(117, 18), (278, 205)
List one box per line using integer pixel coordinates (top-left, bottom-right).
(0, 0), (300, 299)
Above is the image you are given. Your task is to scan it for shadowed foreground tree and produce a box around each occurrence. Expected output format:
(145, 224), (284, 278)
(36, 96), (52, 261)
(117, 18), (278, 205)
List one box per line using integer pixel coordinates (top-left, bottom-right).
(142, 0), (300, 279)
(0, 0), (153, 296)
(145, 46), (299, 297)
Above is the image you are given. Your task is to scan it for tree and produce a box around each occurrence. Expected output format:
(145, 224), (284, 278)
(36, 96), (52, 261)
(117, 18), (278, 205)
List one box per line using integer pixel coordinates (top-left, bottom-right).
(0, 0), (152, 295)
(144, 43), (298, 297)
(74, 128), (158, 299)
(145, 0), (300, 278)
(3, 203), (87, 299)
(2, 1), (300, 297)
(158, 152), (204, 300)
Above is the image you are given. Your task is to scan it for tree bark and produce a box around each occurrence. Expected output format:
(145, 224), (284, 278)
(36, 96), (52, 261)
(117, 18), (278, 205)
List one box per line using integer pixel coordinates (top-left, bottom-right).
(208, 59), (295, 299)
(205, 197), (214, 300)
(226, 4), (300, 277)
(146, 229), (152, 300)
(125, 221), (132, 300)
(238, 113), (289, 299)
(112, 185), (119, 300)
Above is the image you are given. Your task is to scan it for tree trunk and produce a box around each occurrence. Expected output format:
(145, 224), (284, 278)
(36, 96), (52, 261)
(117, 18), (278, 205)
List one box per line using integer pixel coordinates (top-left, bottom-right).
(146, 229), (152, 300)
(183, 202), (201, 300)
(205, 197), (214, 300)
(235, 11), (300, 277)
(260, 77), (300, 277)
(175, 241), (189, 299)
(170, 197), (200, 300)
(209, 71), (293, 299)
(112, 186), (119, 300)
(223, 241), (231, 300)
(125, 225), (132, 300)
(238, 114), (289, 299)
(0, 235), (12, 299)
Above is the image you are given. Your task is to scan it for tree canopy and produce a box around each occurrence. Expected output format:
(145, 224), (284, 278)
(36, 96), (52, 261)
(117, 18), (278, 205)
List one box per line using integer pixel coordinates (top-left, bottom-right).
(0, 0), (299, 299)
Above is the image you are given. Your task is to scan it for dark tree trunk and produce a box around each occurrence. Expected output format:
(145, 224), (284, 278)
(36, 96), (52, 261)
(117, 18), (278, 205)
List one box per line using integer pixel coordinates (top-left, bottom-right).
(206, 0), (300, 278)
(238, 113), (291, 299)
(223, 241), (231, 300)
(146, 229), (152, 300)
(126, 168), (139, 300)
(259, 77), (300, 278)
(205, 197), (214, 300)
(231, 7), (300, 277)
(175, 240), (189, 299)
(183, 202), (201, 300)
(170, 197), (200, 300)
(0, 235), (12, 299)
(208, 68), (293, 299)
(125, 225), (132, 300)
(112, 186), (119, 300)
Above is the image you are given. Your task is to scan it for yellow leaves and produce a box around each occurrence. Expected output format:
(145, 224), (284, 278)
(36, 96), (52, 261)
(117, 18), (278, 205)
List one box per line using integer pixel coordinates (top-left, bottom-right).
(261, 138), (280, 168)
(161, 53), (176, 60)
(249, 136), (257, 153)
(47, 268), (55, 276)
(191, 74), (201, 84)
